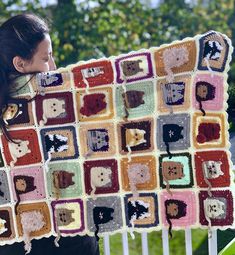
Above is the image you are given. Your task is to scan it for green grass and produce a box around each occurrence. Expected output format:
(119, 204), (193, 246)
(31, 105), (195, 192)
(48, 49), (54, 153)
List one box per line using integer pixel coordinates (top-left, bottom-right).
(99, 229), (207, 255)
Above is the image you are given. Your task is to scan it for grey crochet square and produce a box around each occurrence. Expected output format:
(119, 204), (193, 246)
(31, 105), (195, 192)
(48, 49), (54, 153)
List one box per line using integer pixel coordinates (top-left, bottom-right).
(87, 196), (123, 234)
(157, 113), (190, 152)
(0, 170), (11, 205)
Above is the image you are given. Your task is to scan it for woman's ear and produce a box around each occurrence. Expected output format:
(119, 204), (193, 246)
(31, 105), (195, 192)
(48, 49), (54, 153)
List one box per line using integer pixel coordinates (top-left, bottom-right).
(13, 56), (28, 73)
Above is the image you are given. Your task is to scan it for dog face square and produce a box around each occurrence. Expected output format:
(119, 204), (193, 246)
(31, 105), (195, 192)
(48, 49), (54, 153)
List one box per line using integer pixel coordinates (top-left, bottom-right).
(199, 190), (233, 226)
(51, 199), (85, 234)
(0, 207), (15, 241)
(115, 52), (153, 84)
(0, 170), (11, 205)
(84, 159), (119, 195)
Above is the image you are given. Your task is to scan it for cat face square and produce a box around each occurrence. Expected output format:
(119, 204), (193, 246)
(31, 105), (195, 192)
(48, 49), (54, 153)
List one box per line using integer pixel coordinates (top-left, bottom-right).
(31, 71), (71, 93)
(72, 60), (114, 89)
(36, 92), (75, 126)
(118, 119), (153, 154)
(159, 153), (193, 189)
(193, 113), (226, 149)
(16, 202), (51, 237)
(121, 156), (157, 193)
(84, 159), (119, 195)
(198, 32), (230, 72)
(86, 196), (123, 235)
(156, 75), (191, 113)
(10, 166), (46, 202)
(192, 74), (224, 113)
(0, 207), (15, 241)
(51, 199), (85, 234)
(154, 41), (197, 80)
(79, 123), (116, 158)
(76, 87), (114, 122)
(115, 52), (153, 84)
(40, 126), (79, 161)
(160, 191), (197, 228)
(115, 81), (155, 120)
(0, 170), (11, 205)
(1, 129), (42, 167)
(12, 76), (31, 96)
(199, 190), (233, 226)
(194, 151), (230, 188)
(47, 162), (82, 198)
(157, 114), (190, 153)
(2, 97), (34, 127)
(124, 193), (159, 228)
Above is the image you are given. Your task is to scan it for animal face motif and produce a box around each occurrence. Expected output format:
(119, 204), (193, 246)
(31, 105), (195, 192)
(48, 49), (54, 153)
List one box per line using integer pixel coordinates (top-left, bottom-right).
(41, 98), (66, 125)
(8, 140), (31, 167)
(80, 93), (107, 117)
(93, 207), (114, 225)
(45, 134), (68, 153)
(0, 218), (7, 235)
(37, 73), (63, 87)
(163, 124), (184, 143)
(128, 200), (150, 221)
(162, 161), (184, 181)
(3, 103), (23, 125)
(128, 163), (150, 185)
(122, 90), (145, 109)
(81, 67), (104, 78)
(196, 122), (220, 143)
(202, 161), (223, 179)
(196, 82), (215, 101)
(14, 176), (36, 194)
(56, 208), (75, 226)
(90, 167), (112, 188)
(53, 171), (75, 189)
(125, 128), (146, 148)
(204, 198), (226, 219)
(163, 82), (185, 105)
(122, 60), (143, 77)
(87, 129), (109, 152)
(203, 40), (223, 61)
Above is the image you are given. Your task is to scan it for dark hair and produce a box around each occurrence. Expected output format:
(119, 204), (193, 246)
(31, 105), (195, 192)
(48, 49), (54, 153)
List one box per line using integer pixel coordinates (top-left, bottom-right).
(165, 199), (187, 238)
(0, 13), (49, 140)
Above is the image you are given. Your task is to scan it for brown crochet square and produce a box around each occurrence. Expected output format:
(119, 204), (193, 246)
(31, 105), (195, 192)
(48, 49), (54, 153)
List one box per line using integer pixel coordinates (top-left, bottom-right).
(0, 207), (15, 240)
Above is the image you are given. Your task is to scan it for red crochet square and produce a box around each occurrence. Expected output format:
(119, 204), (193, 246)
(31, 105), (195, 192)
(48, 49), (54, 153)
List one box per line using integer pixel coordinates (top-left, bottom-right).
(1, 129), (42, 167)
(194, 150), (230, 188)
(84, 159), (119, 195)
(35, 92), (75, 126)
(72, 60), (114, 88)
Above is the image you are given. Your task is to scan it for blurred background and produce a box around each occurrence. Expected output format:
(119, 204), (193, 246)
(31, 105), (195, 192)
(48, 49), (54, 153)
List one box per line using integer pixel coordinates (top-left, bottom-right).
(0, 0), (234, 254)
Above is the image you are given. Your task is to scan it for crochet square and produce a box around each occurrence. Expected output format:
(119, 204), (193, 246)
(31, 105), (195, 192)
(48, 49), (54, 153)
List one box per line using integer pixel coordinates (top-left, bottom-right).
(79, 123), (116, 158)
(47, 161), (82, 198)
(72, 60), (114, 88)
(120, 155), (157, 192)
(0, 207), (15, 240)
(76, 87), (114, 122)
(86, 196), (123, 234)
(157, 114), (190, 153)
(31, 71), (71, 93)
(0, 170), (11, 205)
(10, 166), (46, 202)
(154, 40), (196, 79)
(40, 126), (79, 161)
(35, 92), (75, 126)
(12, 76), (31, 96)
(115, 81), (155, 120)
(16, 202), (51, 237)
(194, 151), (230, 188)
(192, 113), (226, 149)
(115, 52), (153, 84)
(159, 153), (193, 189)
(199, 190), (233, 226)
(192, 73), (224, 113)
(2, 97), (34, 128)
(156, 75), (191, 113)
(84, 159), (119, 195)
(198, 31), (229, 72)
(124, 193), (159, 228)
(118, 118), (154, 154)
(160, 191), (197, 228)
(1, 129), (42, 167)
(51, 199), (85, 234)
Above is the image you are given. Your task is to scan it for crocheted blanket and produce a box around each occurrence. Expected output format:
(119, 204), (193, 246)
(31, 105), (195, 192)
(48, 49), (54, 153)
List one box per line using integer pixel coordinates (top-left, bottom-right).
(0, 31), (234, 252)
